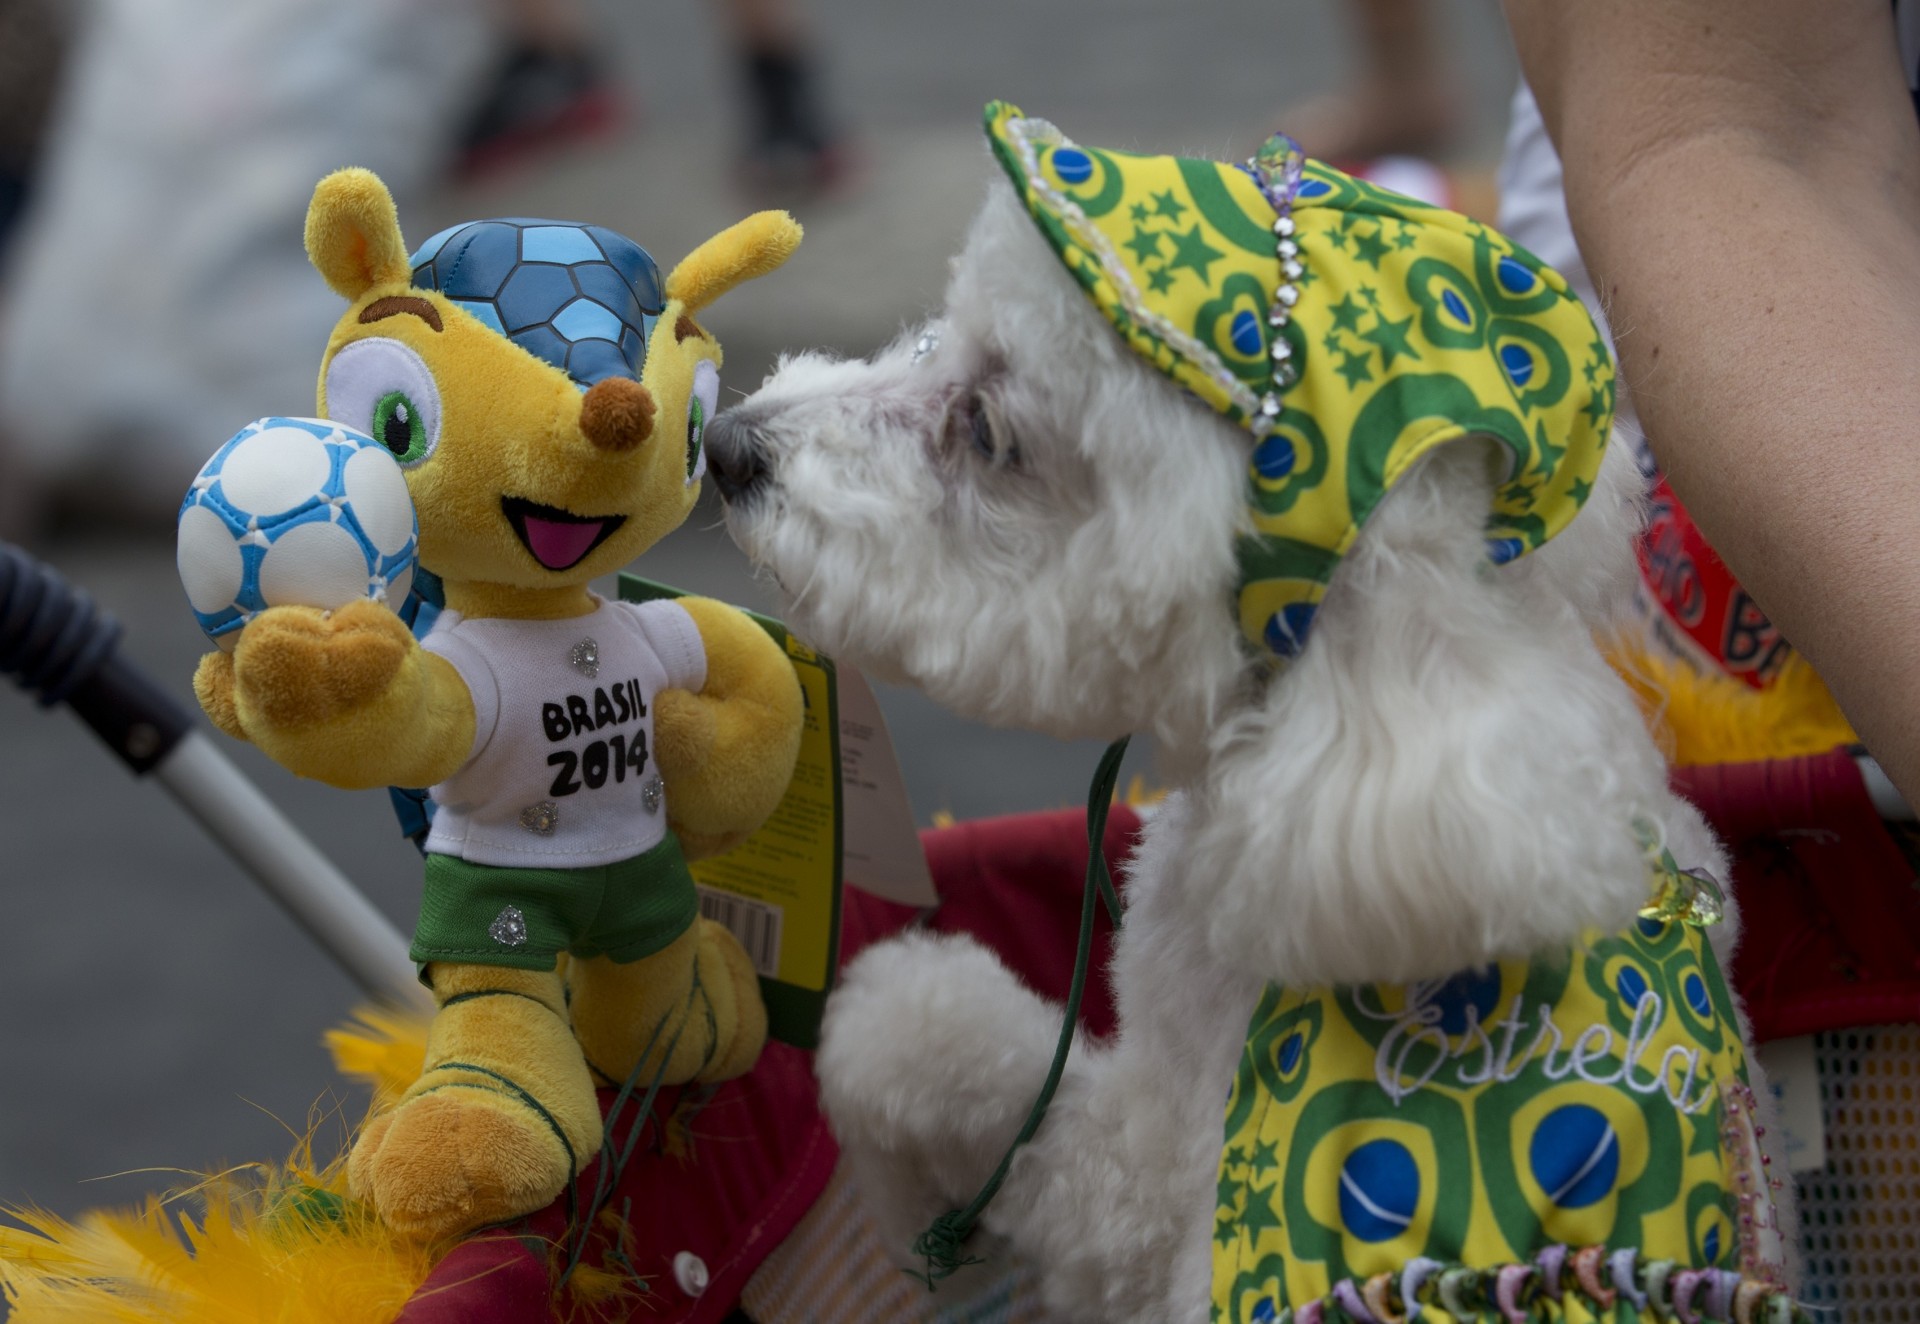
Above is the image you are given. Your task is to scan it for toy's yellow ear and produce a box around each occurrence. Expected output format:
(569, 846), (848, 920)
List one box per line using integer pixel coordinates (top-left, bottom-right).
(665, 211), (802, 314)
(305, 168), (412, 301)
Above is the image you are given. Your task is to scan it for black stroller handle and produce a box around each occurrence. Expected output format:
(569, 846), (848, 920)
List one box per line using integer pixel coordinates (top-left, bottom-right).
(0, 540), (192, 773)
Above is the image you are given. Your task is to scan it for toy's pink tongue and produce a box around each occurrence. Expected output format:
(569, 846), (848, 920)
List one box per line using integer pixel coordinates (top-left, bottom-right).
(524, 516), (604, 570)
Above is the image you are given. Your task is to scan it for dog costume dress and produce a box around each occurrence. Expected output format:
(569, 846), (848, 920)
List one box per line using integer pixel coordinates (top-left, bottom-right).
(984, 103), (1799, 1323)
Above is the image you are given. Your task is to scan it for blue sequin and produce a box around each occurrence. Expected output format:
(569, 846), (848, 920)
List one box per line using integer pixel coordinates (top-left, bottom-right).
(1442, 289), (1470, 324)
(1497, 255), (1537, 294)
(1277, 1031), (1304, 1074)
(1429, 967), (1502, 1036)
(1616, 965), (1650, 1009)
(1485, 537), (1524, 566)
(1051, 148), (1094, 184)
(1531, 1105), (1619, 1209)
(1705, 1225), (1722, 1263)
(1638, 917), (1667, 939)
(1230, 309), (1263, 356)
(1685, 972), (1713, 1018)
(1253, 434), (1297, 480)
(1296, 178), (1332, 199)
(1500, 342), (1536, 386)
(1338, 1140), (1418, 1241)
(1263, 602), (1318, 657)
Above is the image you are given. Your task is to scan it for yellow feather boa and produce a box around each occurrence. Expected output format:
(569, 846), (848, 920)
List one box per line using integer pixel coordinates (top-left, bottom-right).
(0, 1013), (436, 1324)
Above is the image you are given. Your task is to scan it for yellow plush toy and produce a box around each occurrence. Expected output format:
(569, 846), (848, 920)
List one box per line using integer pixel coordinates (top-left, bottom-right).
(192, 169), (804, 1240)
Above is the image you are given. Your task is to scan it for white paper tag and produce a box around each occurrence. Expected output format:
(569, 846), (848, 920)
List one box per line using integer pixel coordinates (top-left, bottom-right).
(837, 666), (939, 908)
(1756, 1034), (1827, 1175)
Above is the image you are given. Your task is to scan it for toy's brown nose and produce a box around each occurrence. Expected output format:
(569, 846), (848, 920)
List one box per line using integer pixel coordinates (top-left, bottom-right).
(579, 378), (655, 452)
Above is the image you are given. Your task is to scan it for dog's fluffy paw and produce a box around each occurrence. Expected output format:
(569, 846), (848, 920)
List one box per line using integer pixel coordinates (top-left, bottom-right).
(818, 932), (1067, 1258)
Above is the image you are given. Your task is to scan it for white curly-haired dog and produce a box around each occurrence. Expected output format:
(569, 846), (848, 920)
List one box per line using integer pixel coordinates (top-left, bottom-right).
(707, 109), (1794, 1324)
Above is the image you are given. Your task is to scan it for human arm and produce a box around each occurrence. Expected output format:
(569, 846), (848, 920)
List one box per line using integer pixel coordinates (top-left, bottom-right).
(1503, 0), (1920, 804)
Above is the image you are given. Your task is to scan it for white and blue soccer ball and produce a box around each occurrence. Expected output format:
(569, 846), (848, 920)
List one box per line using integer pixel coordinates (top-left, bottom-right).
(176, 416), (418, 651)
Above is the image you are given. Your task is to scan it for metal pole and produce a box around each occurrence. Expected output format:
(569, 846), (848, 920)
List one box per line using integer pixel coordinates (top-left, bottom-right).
(2, 541), (431, 1012)
(155, 733), (430, 1010)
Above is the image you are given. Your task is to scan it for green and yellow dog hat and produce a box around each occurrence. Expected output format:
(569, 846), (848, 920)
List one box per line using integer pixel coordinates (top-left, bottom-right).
(984, 101), (1615, 660)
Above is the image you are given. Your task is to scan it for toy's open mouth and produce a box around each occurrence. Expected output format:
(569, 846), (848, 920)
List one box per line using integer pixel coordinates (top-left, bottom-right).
(502, 497), (627, 572)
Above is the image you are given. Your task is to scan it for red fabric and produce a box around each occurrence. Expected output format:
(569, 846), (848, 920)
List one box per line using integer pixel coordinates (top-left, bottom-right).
(394, 1042), (837, 1324)
(915, 805), (1139, 1038)
(1674, 748), (1920, 1041)
(398, 804), (1145, 1320)
(1638, 477), (1789, 686)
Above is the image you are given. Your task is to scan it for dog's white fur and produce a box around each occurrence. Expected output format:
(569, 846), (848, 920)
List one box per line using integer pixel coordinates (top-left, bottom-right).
(714, 181), (1785, 1322)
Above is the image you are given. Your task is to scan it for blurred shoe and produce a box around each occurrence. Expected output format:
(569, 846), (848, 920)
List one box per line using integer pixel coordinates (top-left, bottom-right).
(453, 43), (623, 183)
(736, 46), (856, 204)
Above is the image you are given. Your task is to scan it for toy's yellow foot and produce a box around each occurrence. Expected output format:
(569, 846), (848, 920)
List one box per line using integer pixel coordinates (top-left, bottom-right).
(348, 1085), (575, 1241)
(349, 961), (601, 1241)
(570, 918), (769, 1088)
(696, 918), (770, 1081)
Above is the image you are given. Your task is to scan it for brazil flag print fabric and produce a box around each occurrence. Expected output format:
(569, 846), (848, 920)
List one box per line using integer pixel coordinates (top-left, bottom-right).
(982, 102), (1613, 660)
(1209, 915), (1792, 1323)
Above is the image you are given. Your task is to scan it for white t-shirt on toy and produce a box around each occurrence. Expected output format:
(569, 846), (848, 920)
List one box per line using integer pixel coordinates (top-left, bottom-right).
(420, 595), (707, 869)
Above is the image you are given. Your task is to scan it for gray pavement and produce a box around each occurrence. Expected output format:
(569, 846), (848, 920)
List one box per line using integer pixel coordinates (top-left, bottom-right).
(0, 0), (1516, 1233)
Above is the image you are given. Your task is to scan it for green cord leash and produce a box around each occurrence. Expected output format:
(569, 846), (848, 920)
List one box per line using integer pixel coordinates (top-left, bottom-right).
(909, 736), (1132, 1286)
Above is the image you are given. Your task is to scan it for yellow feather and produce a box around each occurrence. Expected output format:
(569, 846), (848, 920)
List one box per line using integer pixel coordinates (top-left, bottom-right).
(0, 1159), (443, 1323)
(1, 1012), (460, 1322)
(323, 1005), (430, 1109)
(1607, 637), (1856, 766)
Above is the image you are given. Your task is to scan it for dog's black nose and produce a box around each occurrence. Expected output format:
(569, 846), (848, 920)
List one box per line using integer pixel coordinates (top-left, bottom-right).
(705, 410), (770, 503)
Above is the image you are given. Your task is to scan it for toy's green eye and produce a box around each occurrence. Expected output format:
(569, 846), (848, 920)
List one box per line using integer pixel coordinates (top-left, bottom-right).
(323, 337), (442, 470)
(685, 397), (705, 481)
(374, 391), (428, 464)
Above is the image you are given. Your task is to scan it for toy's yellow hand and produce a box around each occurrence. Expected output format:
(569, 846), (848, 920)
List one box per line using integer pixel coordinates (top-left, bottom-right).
(654, 597), (802, 860)
(192, 650), (248, 742)
(229, 600), (474, 790)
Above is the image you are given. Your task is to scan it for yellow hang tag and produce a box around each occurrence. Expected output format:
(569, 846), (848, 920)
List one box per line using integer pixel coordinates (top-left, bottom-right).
(619, 573), (842, 1048)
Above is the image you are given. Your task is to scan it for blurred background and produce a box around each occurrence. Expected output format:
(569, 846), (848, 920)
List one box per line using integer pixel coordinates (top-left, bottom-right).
(0, 0), (1518, 1228)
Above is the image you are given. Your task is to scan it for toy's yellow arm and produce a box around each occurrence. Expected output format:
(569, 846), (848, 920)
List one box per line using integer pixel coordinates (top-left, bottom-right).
(653, 597), (803, 860)
(193, 600), (474, 791)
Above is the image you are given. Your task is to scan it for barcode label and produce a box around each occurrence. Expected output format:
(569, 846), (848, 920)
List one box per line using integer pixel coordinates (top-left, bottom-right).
(696, 886), (783, 979)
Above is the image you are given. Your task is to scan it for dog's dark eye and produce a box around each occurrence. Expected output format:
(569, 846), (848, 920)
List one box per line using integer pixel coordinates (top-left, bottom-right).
(968, 400), (994, 458)
(965, 394), (1019, 468)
